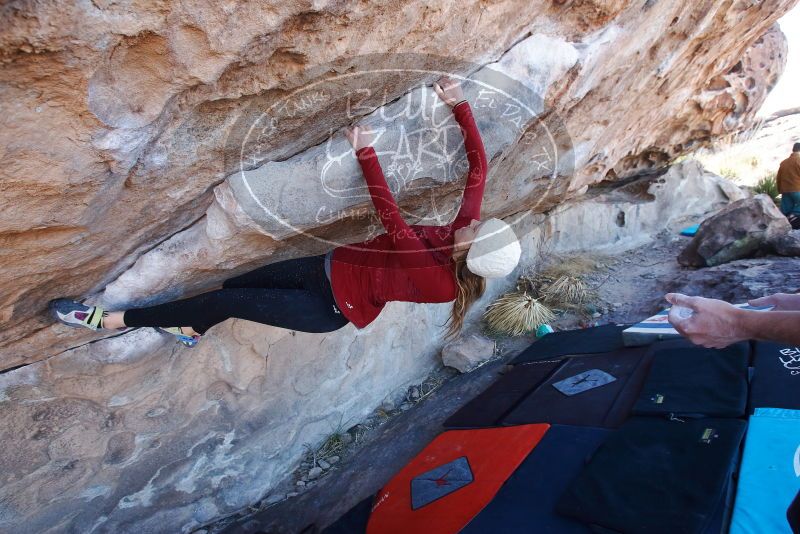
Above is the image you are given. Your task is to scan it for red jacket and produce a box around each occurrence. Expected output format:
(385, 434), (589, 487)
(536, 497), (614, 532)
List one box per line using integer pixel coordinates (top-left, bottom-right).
(329, 101), (487, 329)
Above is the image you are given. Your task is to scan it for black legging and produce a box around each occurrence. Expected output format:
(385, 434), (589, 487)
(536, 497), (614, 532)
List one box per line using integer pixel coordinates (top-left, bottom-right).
(123, 253), (350, 335)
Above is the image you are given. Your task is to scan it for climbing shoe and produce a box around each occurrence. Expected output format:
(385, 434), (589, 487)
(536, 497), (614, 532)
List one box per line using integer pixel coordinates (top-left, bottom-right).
(158, 327), (202, 348)
(50, 298), (106, 331)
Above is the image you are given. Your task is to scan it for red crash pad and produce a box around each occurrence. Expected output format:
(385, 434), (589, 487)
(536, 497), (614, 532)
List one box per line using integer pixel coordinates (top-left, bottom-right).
(366, 424), (550, 534)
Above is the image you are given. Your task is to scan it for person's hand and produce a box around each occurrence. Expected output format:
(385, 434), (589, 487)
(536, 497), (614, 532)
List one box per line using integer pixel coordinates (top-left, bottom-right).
(433, 75), (465, 107)
(345, 125), (376, 152)
(748, 292), (800, 312)
(664, 293), (749, 348)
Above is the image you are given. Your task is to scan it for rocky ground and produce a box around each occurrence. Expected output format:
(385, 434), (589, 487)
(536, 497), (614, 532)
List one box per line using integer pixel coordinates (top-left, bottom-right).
(202, 225), (800, 534)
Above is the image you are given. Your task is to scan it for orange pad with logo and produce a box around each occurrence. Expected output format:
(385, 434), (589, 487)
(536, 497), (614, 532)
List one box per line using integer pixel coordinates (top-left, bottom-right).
(366, 424), (549, 534)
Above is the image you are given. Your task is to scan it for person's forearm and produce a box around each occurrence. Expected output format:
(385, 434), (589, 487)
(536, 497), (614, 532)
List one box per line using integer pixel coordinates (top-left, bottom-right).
(738, 309), (800, 345)
(355, 146), (431, 261)
(452, 101), (487, 220)
(453, 102), (485, 172)
(356, 146), (407, 234)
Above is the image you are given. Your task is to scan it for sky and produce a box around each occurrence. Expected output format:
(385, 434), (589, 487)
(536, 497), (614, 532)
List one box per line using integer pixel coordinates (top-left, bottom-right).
(758, 5), (800, 116)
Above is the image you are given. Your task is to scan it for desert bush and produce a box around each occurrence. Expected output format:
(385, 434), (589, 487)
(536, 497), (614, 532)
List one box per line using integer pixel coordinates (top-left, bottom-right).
(483, 289), (555, 337)
(753, 173), (779, 204)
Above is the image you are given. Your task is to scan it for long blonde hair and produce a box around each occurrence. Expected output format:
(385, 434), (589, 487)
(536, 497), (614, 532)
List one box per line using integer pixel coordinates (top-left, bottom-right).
(442, 254), (486, 342)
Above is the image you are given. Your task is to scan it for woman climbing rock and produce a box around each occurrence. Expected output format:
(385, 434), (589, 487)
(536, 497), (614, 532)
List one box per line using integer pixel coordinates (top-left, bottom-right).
(51, 75), (522, 347)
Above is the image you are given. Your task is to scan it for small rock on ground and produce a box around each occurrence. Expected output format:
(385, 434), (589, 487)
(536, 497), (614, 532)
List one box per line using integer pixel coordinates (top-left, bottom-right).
(307, 467), (323, 480)
(265, 494), (283, 505)
(441, 333), (496, 373)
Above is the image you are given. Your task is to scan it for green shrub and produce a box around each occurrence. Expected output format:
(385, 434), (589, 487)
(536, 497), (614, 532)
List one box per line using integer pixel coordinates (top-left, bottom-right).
(753, 173), (779, 204)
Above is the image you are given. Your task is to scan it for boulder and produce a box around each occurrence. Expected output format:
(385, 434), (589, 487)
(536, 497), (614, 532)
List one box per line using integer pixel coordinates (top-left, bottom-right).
(0, 1), (795, 531)
(678, 195), (791, 267)
(441, 334), (496, 373)
(0, 5), (791, 366)
(771, 229), (800, 257)
(711, 173), (749, 203)
(664, 257), (800, 302)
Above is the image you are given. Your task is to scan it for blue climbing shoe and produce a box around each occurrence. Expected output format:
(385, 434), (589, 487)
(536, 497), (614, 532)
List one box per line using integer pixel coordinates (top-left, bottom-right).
(158, 327), (202, 348)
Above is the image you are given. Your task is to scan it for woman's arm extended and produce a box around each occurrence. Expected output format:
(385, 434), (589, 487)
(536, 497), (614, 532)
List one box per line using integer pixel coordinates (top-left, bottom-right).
(352, 144), (428, 255)
(345, 126), (446, 268)
(452, 101), (487, 222)
(345, 125), (452, 294)
(434, 76), (488, 223)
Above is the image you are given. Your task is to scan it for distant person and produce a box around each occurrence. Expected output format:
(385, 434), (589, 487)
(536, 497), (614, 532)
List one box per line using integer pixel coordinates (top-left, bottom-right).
(50, 75), (522, 347)
(777, 142), (800, 218)
(664, 292), (800, 348)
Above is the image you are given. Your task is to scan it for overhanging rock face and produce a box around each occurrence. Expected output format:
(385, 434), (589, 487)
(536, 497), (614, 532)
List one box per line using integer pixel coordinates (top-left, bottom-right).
(0, 0), (796, 531)
(0, 0), (792, 364)
(226, 56), (577, 241)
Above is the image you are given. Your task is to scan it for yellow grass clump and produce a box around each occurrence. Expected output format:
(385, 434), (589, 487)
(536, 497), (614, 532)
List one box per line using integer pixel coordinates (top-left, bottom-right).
(483, 290), (555, 337)
(541, 275), (590, 308)
(526, 253), (601, 312)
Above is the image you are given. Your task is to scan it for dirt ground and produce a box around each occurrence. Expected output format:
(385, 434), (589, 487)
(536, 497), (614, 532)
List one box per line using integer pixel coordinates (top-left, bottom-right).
(487, 227), (693, 360)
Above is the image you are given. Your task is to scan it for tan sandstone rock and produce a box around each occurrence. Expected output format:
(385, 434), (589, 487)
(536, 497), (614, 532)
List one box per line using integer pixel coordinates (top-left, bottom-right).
(0, 0), (795, 531)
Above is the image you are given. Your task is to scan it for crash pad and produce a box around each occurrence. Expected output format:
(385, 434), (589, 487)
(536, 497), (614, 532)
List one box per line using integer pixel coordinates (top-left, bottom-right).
(366, 425), (549, 534)
(511, 324), (628, 364)
(748, 341), (800, 413)
(556, 416), (746, 534)
(443, 360), (563, 429)
(730, 408), (800, 534)
(680, 224), (700, 236)
(502, 346), (652, 428)
(461, 425), (608, 533)
(633, 340), (749, 418)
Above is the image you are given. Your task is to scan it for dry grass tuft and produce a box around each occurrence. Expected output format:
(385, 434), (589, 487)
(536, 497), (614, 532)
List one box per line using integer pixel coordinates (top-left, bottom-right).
(535, 253), (599, 279)
(481, 244), (607, 337)
(526, 253), (603, 313)
(316, 432), (346, 460)
(483, 290), (555, 337)
(541, 275), (591, 307)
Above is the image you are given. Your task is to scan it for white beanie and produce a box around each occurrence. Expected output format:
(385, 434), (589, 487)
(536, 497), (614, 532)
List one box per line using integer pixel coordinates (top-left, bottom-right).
(466, 217), (522, 278)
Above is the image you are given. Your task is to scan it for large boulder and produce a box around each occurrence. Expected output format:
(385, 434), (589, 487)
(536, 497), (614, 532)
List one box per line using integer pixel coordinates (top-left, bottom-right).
(678, 195), (791, 267)
(771, 229), (800, 257)
(665, 257), (800, 302)
(0, 3), (792, 365)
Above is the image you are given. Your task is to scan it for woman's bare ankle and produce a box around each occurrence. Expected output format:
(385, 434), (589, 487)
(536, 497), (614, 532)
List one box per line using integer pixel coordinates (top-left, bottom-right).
(102, 311), (126, 330)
